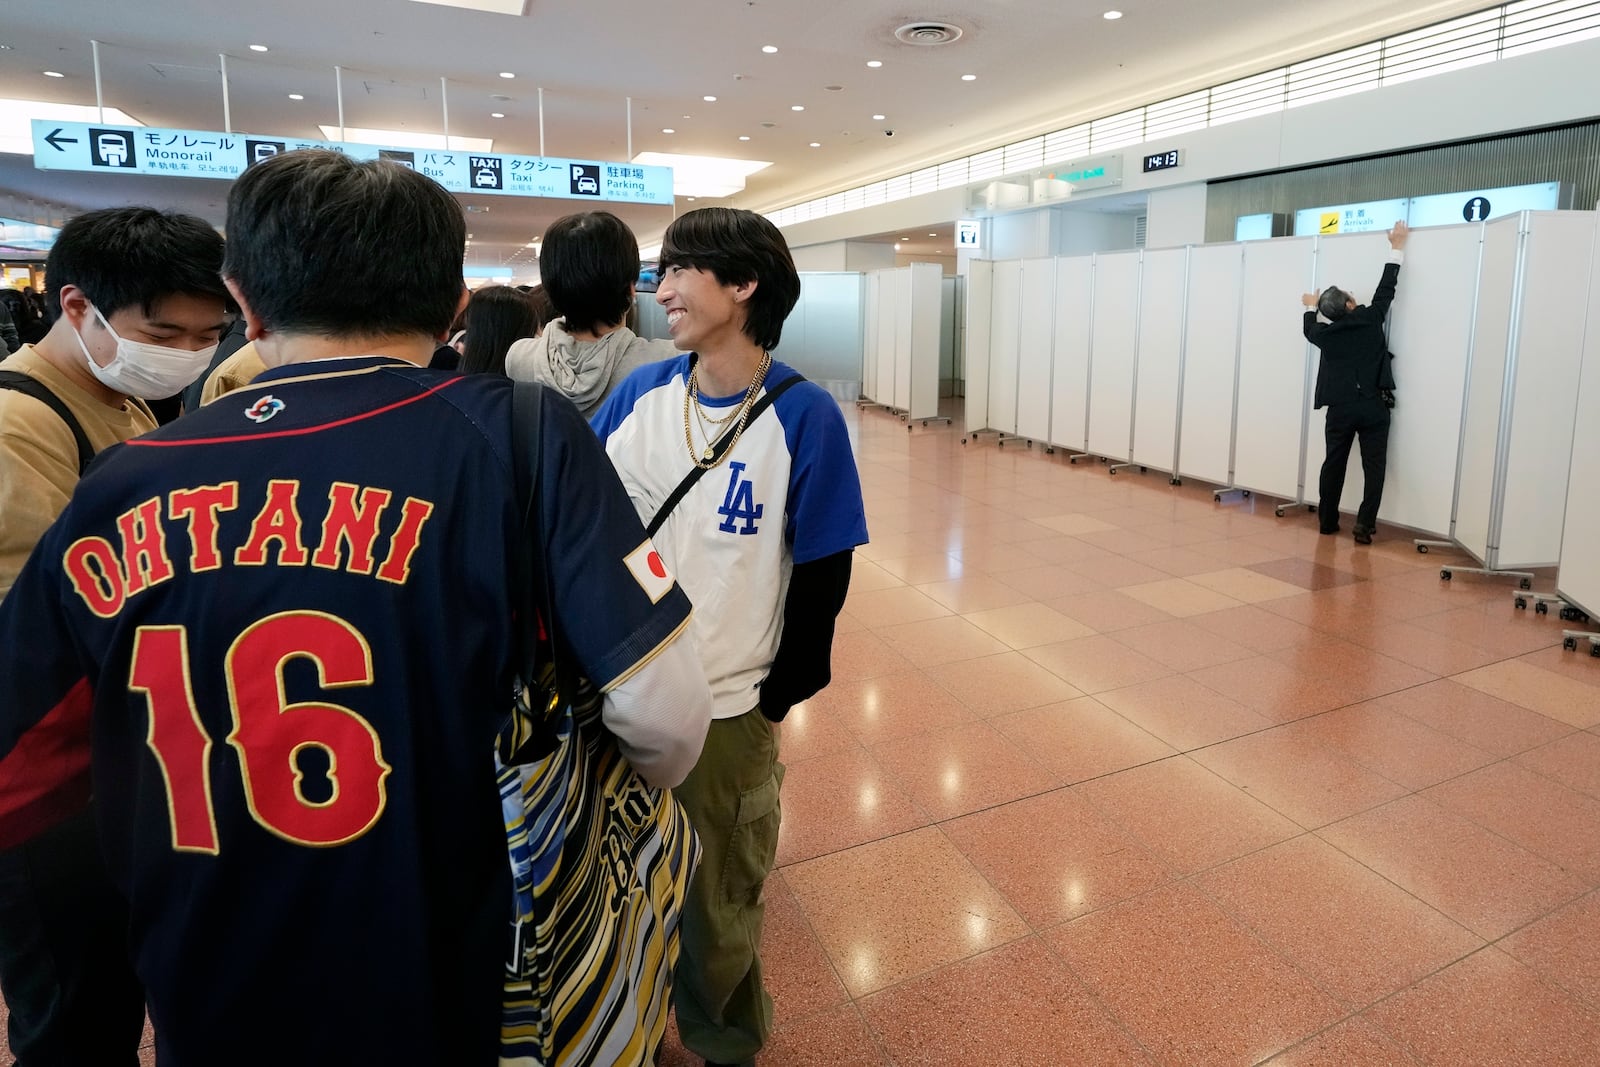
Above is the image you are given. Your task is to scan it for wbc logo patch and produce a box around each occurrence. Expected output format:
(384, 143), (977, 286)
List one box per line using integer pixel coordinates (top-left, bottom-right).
(245, 395), (285, 424)
(623, 540), (675, 604)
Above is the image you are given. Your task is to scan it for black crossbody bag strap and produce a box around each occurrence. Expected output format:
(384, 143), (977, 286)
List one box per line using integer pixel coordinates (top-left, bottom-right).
(504, 380), (563, 763)
(0, 370), (95, 475)
(646, 370), (806, 539)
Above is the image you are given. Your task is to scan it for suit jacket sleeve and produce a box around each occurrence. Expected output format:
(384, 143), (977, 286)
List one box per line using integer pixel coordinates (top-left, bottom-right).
(1367, 262), (1401, 320)
(1303, 311), (1321, 343)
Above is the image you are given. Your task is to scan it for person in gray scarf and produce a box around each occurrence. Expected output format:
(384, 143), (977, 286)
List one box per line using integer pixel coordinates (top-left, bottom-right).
(506, 211), (676, 418)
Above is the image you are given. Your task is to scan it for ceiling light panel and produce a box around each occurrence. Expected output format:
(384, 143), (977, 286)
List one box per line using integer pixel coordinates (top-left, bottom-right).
(631, 151), (771, 198)
(408, 0), (532, 13)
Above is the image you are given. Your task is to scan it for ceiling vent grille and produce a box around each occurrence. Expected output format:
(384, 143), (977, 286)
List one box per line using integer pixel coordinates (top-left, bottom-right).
(893, 22), (963, 46)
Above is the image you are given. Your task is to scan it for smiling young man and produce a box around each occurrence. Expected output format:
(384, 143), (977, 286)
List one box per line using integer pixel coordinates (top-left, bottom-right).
(592, 207), (868, 1067)
(0, 205), (229, 1066)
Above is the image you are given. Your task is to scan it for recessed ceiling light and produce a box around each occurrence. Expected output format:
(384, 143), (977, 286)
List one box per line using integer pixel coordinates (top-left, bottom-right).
(872, 114), (886, 121)
(809, 142), (821, 147)
(703, 95), (717, 102)
(662, 128), (675, 133)
(687, 196), (696, 201)
(288, 93), (305, 100)
(499, 71), (515, 78)
(1103, 9), (1123, 18)
(893, 243), (902, 251)
(761, 45), (778, 53)
(866, 60), (883, 68)
(961, 74), (977, 81)
(738, 135), (751, 141)
(43, 71), (64, 78)
(790, 105), (804, 111)
(491, 112), (505, 118)
(824, 85), (843, 92)
(249, 44), (269, 52)
(929, 232), (937, 236)
(900, 236), (910, 240)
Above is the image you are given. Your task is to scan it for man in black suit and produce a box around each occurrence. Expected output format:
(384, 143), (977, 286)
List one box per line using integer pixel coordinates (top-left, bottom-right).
(1302, 220), (1407, 545)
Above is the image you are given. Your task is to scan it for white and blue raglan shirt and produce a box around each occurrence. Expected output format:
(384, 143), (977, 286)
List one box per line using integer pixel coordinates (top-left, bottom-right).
(593, 355), (868, 721)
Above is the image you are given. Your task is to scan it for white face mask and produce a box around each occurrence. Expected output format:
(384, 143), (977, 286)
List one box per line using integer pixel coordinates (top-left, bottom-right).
(72, 304), (219, 399)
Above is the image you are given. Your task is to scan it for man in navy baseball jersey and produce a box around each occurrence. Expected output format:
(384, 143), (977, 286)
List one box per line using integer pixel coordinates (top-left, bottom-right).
(592, 207), (868, 1066)
(0, 150), (711, 1066)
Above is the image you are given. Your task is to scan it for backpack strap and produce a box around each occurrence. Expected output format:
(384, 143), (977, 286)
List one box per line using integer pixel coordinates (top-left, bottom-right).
(0, 370), (95, 475)
(647, 370), (807, 538)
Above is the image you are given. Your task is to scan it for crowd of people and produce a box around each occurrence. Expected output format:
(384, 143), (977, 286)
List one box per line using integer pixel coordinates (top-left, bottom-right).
(0, 149), (866, 1066)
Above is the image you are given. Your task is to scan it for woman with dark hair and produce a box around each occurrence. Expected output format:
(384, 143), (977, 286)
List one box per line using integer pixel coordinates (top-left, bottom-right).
(459, 284), (538, 376)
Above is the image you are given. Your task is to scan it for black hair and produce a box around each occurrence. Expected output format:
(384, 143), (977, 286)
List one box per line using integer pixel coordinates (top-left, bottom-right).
(459, 285), (537, 376)
(524, 284), (555, 336)
(659, 207), (800, 351)
(44, 206), (230, 323)
(223, 150), (465, 338)
(1318, 286), (1353, 321)
(538, 211), (638, 334)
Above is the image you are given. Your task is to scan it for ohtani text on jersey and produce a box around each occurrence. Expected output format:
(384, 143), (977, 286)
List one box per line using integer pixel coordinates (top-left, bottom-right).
(62, 478), (435, 619)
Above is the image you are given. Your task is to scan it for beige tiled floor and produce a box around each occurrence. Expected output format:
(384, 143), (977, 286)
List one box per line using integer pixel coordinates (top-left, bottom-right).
(655, 403), (1600, 1066)
(13, 399), (1595, 1066)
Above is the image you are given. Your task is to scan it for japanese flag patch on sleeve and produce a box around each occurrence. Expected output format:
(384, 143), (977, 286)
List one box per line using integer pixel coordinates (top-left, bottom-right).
(623, 540), (676, 604)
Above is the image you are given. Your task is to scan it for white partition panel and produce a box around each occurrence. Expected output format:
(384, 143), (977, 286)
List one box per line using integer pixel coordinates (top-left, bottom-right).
(862, 271), (881, 401)
(964, 260), (993, 433)
(875, 268), (904, 410)
(892, 270), (914, 413)
(1233, 237), (1317, 499)
(1303, 232), (1392, 508)
(1557, 225), (1600, 616)
(1364, 226), (1481, 536)
(1087, 252), (1141, 461)
(1131, 247), (1188, 472)
(988, 260), (1023, 434)
(1496, 211), (1596, 567)
(906, 262), (944, 421)
(1178, 243), (1244, 486)
(1016, 258), (1056, 442)
(1049, 256), (1094, 452)
(783, 272), (865, 390)
(1456, 216), (1520, 562)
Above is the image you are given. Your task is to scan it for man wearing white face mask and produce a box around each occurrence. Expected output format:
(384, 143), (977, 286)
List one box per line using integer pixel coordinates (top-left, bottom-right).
(0, 205), (228, 1065)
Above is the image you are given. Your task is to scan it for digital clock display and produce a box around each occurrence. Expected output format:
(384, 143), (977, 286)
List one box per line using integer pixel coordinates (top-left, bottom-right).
(1142, 149), (1183, 173)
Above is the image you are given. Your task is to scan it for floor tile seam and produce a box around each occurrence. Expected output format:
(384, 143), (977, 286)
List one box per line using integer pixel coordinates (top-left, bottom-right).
(1483, 887), (1600, 1019)
(1410, 766), (1600, 884)
(1331, 940), (1591, 1061)
(1179, 704), (1470, 799)
(1505, 740), (1600, 801)
(857, 722), (1069, 796)
(1244, 1008), (1417, 1067)
(1178, 850), (1420, 1026)
(1305, 796), (1539, 941)
(1377, 693), (1582, 761)
(774, 818), (945, 875)
(1030, 924), (1167, 1067)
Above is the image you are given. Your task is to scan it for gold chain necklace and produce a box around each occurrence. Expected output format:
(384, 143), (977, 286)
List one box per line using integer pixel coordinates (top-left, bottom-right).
(683, 351), (773, 469)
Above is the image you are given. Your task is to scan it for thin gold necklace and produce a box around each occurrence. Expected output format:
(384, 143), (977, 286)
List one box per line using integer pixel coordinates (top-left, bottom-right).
(683, 351), (772, 469)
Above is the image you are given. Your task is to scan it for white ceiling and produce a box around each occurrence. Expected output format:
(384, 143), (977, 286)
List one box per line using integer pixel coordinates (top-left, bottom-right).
(0, 0), (1494, 271)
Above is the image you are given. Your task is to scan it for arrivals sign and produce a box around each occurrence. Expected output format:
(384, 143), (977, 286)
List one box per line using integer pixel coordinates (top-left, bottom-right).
(30, 119), (674, 207)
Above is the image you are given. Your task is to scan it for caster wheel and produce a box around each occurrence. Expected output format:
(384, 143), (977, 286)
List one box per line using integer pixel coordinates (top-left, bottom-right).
(1307, 504), (1318, 513)
(907, 425), (913, 433)
(1440, 570), (1452, 581)
(961, 437), (968, 445)
(1564, 637), (1578, 651)
(1515, 597), (1528, 610)
(1275, 507), (1286, 518)
(1069, 456), (1078, 464)
(1242, 491), (1251, 498)
(1417, 545), (1429, 554)
(1520, 578), (1532, 590)
(1536, 601), (1549, 615)
(1046, 447), (1055, 455)
(1140, 466), (1148, 474)
(1589, 645), (1600, 658)
(1171, 478), (1182, 486)
(998, 442), (1005, 449)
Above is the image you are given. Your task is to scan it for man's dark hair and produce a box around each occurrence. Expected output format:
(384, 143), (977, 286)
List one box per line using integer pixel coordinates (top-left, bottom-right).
(659, 207), (800, 351)
(44, 207), (229, 323)
(223, 150), (465, 338)
(460, 285), (537, 376)
(539, 212), (639, 334)
(1318, 286), (1353, 321)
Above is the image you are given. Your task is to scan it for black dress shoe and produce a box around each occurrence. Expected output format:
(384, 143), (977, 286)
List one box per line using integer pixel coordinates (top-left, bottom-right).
(1319, 524), (1341, 536)
(1352, 525), (1373, 545)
